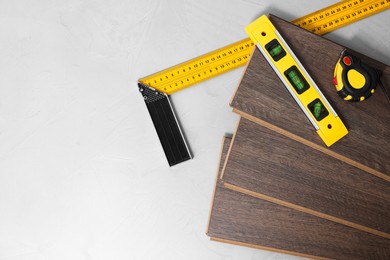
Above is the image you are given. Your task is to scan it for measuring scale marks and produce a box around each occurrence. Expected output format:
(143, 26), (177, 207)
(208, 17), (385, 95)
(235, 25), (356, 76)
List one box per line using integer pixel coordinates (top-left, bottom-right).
(138, 0), (390, 165)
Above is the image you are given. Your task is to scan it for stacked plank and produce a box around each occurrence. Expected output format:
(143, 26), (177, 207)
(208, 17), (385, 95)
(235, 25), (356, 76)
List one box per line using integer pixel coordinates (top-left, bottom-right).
(206, 15), (390, 259)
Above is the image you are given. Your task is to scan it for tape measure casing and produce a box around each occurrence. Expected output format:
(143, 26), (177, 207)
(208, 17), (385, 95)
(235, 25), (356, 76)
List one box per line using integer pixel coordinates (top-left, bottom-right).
(333, 51), (380, 102)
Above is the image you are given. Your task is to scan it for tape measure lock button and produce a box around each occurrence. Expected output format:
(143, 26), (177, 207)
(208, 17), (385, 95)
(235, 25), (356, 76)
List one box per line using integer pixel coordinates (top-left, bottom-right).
(343, 56), (352, 66)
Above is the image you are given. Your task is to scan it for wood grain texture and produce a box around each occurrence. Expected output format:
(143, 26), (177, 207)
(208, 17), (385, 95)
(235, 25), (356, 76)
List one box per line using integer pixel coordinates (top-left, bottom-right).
(230, 15), (390, 179)
(221, 118), (390, 238)
(207, 136), (390, 260)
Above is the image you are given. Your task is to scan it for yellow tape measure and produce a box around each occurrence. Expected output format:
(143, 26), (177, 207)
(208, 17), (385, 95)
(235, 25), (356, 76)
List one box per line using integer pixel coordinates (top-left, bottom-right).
(246, 15), (348, 146)
(139, 0), (389, 95)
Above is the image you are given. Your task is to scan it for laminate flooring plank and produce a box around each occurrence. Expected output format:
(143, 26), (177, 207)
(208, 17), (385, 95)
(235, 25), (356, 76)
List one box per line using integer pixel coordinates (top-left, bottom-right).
(220, 117), (390, 238)
(230, 15), (390, 179)
(207, 136), (390, 260)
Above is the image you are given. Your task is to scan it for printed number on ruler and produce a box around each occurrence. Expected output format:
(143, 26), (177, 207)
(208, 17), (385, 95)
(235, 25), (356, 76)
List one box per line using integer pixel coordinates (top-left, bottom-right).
(139, 39), (254, 95)
(294, 0), (390, 34)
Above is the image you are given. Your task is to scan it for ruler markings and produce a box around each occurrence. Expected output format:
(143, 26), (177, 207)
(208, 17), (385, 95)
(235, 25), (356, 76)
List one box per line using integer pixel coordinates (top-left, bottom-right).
(139, 0), (389, 95)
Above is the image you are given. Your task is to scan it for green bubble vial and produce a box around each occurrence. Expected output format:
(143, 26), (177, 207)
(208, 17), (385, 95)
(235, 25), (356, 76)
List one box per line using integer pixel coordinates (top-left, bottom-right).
(288, 70), (305, 90)
(313, 102), (322, 119)
(269, 44), (283, 57)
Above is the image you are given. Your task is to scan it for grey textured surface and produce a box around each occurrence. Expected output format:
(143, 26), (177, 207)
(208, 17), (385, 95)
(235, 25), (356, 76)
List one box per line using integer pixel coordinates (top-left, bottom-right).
(0, 1), (389, 259)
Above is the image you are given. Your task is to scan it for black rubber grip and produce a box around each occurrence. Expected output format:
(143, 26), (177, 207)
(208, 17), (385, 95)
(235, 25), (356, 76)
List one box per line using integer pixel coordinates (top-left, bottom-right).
(138, 83), (192, 166)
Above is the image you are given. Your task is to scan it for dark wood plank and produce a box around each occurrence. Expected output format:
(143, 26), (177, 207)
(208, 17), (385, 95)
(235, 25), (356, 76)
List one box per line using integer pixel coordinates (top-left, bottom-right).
(207, 136), (390, 260)
(220, 118), (390, 238)
(230, 15), (390, 179)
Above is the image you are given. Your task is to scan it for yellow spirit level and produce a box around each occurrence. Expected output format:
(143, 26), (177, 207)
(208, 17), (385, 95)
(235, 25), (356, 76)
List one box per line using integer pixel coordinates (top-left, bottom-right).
(245, 15), (348, 147)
